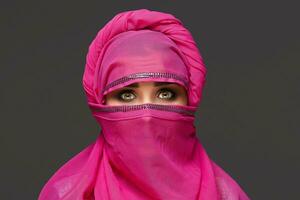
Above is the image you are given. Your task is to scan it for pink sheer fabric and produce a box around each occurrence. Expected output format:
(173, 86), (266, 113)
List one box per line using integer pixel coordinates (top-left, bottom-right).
(38, 9), (250, 200)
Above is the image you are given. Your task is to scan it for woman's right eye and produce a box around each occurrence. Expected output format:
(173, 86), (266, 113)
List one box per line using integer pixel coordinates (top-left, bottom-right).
(117, 90), (136, 101)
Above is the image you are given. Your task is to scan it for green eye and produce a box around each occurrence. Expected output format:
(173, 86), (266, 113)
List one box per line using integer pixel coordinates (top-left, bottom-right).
(157, 89), (176, 100)
(118, 90), (136, 101)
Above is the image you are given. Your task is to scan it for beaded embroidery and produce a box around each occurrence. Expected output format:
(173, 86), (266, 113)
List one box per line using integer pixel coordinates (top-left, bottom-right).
(101, 72), (189, 94)
(92, 103), (195, 116)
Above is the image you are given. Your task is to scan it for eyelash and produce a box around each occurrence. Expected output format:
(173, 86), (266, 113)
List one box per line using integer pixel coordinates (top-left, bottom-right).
(116, 88), (177, 102)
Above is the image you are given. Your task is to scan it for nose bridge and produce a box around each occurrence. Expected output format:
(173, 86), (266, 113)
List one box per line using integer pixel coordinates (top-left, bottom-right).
(141, 92), (153, 104)
(139, 84), (154, 104)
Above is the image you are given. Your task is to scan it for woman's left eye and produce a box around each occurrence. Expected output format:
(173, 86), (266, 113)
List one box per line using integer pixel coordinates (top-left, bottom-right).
(157, 89), (176, 100)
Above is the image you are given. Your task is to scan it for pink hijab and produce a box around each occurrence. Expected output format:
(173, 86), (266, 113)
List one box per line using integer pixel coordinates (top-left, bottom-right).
(38, 9), (250, 200)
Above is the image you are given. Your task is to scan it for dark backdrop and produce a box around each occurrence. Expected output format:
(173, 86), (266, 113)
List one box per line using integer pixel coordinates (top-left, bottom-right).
(1, 1), (299, 199)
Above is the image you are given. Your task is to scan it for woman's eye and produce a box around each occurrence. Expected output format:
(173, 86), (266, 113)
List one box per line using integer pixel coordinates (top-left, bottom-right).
(157, 89), (176, 100)
(114, 88), (177, 102)
(118, 90), (136, 101)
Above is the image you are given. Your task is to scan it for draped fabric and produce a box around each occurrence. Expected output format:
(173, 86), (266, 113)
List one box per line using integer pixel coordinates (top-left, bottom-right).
(38, 9), (250, 200)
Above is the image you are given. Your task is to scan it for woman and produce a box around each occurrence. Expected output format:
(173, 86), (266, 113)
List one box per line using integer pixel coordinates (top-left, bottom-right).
(38, 9), (250, 200)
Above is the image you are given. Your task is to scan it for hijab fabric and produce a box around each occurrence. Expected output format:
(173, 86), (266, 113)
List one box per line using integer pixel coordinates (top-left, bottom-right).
(38, 9), (250, 200)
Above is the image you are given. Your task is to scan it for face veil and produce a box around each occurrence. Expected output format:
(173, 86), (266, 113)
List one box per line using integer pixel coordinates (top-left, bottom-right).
(38, 9), (250, 200)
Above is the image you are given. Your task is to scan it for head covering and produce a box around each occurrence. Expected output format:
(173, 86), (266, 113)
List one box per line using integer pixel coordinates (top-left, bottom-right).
(38, 9), (250, 200)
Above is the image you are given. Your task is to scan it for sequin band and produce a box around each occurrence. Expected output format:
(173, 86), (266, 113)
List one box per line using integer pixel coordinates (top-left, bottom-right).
(92, 103), (195, 116)
(101, 72), (189, 94)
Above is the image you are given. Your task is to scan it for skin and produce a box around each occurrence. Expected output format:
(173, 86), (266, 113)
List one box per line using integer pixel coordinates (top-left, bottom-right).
(104, 81), (188, 106)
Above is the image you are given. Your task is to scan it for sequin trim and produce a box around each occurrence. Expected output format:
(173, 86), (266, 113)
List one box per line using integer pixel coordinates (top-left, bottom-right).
(102, 72), (189, 94)
(92, 103), (195, 116)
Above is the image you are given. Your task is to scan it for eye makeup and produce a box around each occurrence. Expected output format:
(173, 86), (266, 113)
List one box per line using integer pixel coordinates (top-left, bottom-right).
(156, 88), (177, 101)
(116, 89), (136, 102)
(114, 87), (178, 102)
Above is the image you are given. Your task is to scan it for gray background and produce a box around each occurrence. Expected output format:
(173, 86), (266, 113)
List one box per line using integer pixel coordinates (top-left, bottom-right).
(1, 1), (299, 199)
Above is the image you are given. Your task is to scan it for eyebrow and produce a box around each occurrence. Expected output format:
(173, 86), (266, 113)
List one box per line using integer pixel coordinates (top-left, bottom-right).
(124, 82), (174, 88)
